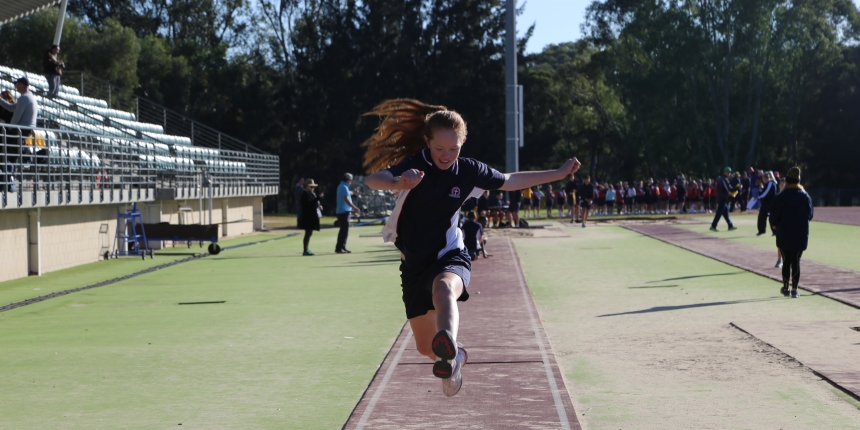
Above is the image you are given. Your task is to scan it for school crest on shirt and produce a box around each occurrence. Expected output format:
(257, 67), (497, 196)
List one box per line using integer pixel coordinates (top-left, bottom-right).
(449, 187), (461, 198)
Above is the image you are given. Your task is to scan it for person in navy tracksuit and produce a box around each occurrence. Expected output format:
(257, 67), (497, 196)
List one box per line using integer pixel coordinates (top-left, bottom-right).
(769, 167), (813, 298)
(363, 99), (581, 397)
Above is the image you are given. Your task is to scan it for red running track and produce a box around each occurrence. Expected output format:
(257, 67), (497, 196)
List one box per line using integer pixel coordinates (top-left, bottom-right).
(343, 238), (581, 430)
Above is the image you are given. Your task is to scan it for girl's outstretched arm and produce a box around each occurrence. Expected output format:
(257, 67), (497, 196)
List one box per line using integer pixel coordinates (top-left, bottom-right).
(366, 169), (425, 191)
(499, 158), (581, 191)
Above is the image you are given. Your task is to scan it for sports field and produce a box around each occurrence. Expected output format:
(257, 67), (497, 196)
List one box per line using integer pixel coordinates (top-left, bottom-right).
(677, 212), (860, 272)
(2, 220), (860, 428)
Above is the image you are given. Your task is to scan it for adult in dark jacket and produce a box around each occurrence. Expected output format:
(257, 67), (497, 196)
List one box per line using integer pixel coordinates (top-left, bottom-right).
(710, 167), (740, 231)
(298, 179), (324, 256)
(756, 172), (778, 235)
(769, 167), (813, 298)
(43, 45), (64, 99)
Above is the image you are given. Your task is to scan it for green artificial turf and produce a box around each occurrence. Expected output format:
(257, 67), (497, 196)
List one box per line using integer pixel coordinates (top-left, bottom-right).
(0, 232), (292, 307)
(0, 226), (404, 429)
(677, 213), (860, 272)
(515, 225), (860, 429)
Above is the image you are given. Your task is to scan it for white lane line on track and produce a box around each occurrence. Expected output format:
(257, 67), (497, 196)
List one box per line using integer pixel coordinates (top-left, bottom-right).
(354, 328), (413, 430)
(507, 239), (572, 430)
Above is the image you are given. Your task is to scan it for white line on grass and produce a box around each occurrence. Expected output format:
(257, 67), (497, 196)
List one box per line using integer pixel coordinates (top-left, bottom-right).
(507, 239), (572, 430)
(354, 329), (413, 430)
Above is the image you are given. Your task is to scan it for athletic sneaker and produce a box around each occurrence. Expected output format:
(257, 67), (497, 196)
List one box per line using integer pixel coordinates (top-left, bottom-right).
(441, 344), (468, 397)
(581, 223), (586, 228)
(791, 289), (799, 298)
(780, 285), (790, 297)
(303, 250), (314, 256)
(432, 330), (458, 379)
(709, 226), (718, 232)
(728, 226), (738, 231)
(775, 259), (782, 268)
(756, 232), (765, 236)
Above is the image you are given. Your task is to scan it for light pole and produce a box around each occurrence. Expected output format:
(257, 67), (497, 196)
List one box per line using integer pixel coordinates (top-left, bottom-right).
(505, 0), (519, 174)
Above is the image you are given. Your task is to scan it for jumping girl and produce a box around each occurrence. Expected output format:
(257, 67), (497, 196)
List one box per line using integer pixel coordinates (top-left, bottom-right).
(362, 99), (581, 396)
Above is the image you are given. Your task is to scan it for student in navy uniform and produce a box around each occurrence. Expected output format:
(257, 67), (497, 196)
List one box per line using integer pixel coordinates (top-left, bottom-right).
(461, 211), (483, 260)
(769, 167), (813, 298)
(362, 99), (581, 397)
(579, 176), (594, 227)
(506, 189), (522, 227)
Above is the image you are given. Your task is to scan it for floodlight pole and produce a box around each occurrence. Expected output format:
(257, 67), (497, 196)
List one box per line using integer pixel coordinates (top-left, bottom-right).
(505, 0), (519, 173)
(53, 0), (69, 46)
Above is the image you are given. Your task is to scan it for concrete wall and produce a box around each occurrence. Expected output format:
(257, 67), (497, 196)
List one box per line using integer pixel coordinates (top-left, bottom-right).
(39, 205), (121, 274)
(0, 196), (264, 283)
(0, 211), (29, 283)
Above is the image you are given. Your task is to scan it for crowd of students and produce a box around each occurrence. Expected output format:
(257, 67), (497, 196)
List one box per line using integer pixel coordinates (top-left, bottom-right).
(458, 167), (789, 230)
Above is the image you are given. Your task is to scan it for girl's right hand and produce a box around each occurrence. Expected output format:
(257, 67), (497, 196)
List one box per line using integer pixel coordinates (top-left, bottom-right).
(394, 169), (424, 190)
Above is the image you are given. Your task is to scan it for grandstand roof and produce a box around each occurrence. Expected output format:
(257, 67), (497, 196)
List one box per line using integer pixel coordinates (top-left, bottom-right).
(0, 0), (59, 26)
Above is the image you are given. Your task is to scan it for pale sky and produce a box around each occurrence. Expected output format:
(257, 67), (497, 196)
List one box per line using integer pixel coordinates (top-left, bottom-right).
(519, 0), (860, 54)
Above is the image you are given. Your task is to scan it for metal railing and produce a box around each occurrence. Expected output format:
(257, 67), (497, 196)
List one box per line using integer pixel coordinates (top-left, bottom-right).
(64, 71), (267, 154)
(1, 125), (279, 209)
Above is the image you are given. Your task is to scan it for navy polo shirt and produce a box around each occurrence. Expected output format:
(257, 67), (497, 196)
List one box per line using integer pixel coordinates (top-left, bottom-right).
(381, 149), (506, 262)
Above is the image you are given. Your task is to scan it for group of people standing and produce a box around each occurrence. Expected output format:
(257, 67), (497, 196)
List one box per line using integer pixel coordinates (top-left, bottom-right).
(293, 173), (361, 256)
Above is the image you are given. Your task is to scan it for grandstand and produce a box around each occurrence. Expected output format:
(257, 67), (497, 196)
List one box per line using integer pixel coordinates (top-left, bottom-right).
(0, 63), (280, 282)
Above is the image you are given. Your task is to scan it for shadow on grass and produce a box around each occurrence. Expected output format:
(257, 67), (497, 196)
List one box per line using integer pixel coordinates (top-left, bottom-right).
(648, 271), (744, 283)
(598, 297), (781, 317)
(628, 284), (680, 289)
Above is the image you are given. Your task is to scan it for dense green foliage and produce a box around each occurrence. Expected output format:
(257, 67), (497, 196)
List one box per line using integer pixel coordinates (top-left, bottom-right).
(1, 0), (859, 211)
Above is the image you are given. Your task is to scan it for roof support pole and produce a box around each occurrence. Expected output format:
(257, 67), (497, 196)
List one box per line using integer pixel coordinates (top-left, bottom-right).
(505, 0), (518, 173)
(53, 0), (68, 46)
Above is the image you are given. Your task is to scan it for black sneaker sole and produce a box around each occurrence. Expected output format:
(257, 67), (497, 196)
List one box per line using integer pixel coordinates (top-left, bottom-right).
(431, 330), (457, 379)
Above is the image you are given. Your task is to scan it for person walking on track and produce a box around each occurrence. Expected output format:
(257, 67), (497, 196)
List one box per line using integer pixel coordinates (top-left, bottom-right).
(769, 167), (813, 298)
(362, 99), (581, 397)
(710, 167), (741, 232)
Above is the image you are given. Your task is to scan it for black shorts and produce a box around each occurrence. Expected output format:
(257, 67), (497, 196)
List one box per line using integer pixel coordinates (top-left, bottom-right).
(508, 203), (520, 213)
(400, 248), (471, 319)
(566, 197), (574, 206)
(580, 200), (593, 209)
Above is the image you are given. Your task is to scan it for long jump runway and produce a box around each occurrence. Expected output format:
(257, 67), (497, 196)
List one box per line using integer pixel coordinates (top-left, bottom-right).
(343, 238), (581, 429)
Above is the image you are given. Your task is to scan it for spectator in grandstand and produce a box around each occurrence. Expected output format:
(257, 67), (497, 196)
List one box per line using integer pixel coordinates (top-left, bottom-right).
(757, 171), (777, 236)
(461, 211), (483, 260)
(294, 177), (305, 228)
(0, 91), (13, 123)
(0, 77), (39, 192)
(0, 77), (38, 128)
(298, 179), (324, 256)
(43, 45), (65, 99)
(769, 167), (813, 298)
(710, 167), (740, 231)
(335, 173), (361, 253)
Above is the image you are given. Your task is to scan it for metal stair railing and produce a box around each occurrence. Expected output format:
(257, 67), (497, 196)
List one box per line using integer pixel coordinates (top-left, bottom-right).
(63, 71), (267, 154)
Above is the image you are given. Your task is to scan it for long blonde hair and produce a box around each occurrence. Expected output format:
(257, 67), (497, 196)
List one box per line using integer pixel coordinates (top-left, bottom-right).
(361, 99), (467, 173)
